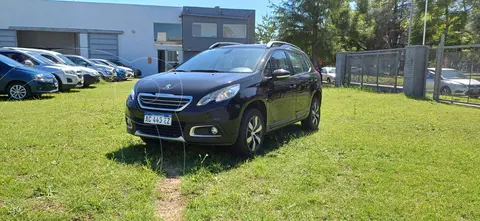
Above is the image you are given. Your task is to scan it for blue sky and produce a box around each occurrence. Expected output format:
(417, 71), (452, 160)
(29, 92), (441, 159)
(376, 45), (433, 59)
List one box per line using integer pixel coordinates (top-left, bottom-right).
(60, 0), (279, 24)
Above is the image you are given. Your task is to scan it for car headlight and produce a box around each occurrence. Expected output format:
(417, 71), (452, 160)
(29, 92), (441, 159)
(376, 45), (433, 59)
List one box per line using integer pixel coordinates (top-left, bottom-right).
(129, 86), (136, 100)
(34, 74), (48, 82)
(197, 84), (240, 106)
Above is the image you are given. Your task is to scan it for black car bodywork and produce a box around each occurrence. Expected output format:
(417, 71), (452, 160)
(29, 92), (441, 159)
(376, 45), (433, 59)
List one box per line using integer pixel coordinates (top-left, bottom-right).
(125, 42), (322, 154)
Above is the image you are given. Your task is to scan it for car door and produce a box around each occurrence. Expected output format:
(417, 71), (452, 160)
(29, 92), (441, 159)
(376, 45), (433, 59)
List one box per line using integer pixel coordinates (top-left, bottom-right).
(264, 50), (297, 129)
(286, 51), (315, 119)
(426, 71), (435, 92)
(0, 61), (7, 92)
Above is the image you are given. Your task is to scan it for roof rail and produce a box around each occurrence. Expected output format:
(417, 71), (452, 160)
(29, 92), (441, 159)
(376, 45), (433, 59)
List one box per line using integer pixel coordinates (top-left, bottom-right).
(266, 41), (301, 50)
(208, 42), (243, 50)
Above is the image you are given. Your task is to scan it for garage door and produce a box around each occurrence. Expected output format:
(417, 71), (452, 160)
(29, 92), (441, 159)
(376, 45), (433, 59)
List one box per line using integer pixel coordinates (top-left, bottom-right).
(0, 30), (17, 47)
(88, 33), (118, 61)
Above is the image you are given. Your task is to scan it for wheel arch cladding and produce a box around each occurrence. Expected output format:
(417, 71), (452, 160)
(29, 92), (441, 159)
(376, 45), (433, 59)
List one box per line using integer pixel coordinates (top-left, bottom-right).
(244, 100), (267, 124)
(6, 80), (28, 92)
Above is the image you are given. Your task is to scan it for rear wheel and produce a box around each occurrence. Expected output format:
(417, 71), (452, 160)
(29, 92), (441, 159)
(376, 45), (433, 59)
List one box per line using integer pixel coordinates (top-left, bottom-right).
(301, 97), (321, 131)
(7, 82), (31, 100)
(327, 78), (331, 84)
(233, 109), (265, 156)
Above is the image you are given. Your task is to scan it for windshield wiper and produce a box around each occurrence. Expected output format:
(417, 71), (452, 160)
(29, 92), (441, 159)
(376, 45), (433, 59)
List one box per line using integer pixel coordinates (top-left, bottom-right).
(190, 69), (221, 73)
(174, 69), (186, 72)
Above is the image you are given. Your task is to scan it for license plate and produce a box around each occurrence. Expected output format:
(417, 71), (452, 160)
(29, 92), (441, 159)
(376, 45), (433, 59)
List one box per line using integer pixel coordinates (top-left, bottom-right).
(144, 113), (172, 126)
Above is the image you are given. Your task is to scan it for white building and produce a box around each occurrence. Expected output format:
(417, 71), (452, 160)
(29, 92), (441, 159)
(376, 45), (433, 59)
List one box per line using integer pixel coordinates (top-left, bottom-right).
(0, 0), (255, 76)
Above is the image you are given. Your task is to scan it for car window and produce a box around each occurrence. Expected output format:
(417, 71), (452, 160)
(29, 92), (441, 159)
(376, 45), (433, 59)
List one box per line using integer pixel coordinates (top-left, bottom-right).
(69, 56), (89, 66)
(0, 54), (22, 67)
(1, 52), (39, 65)
(264, 50), (290, 76)
(287, 51), (309, 74)
(42, 54), (60, 64)
(426, 72), (434, 79)
(329, 68), (336, 74)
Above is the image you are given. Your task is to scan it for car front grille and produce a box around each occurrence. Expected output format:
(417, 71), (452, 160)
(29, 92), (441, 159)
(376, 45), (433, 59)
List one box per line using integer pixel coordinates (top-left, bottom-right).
(134, 121), (185, 138)
(138, 93), (192, 112)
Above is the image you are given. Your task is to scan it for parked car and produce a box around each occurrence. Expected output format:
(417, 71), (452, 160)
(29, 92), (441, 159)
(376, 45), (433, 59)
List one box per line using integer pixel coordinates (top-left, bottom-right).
(0, 49), (83, 91)
(90, 59), (134, 79)
(0, 54), (58, 100)
(65, 55), (117, 82)
(8, 48), (102, 88)
(110, 60), (142, 78)
(321, 67), (336, 84)
(89, 59), (128, 81)
(125, 41), (322, 155)
(427, 68), (480, 97)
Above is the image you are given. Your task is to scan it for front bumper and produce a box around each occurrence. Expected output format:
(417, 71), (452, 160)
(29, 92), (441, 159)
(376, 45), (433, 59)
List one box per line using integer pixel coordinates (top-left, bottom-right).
(125, 98), (243, 145)
(30, 80), (59, 94)
(84, 74), (100, 85)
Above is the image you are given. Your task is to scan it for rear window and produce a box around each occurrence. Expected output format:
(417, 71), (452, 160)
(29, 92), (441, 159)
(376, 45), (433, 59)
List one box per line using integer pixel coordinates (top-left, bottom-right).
(0, 54), (22, 67)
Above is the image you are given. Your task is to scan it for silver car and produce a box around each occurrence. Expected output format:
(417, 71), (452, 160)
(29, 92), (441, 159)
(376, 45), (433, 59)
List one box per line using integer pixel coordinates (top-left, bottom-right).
(0, 49), (83, 91)
(65, 55), (117, 82)
(90, 59), (135, 78)
(426, 68), (480, 97)
(321, 67), (336, 84)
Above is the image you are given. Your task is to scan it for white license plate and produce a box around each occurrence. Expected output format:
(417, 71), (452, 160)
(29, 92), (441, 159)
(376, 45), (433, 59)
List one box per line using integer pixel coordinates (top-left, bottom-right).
(144, 113), (172, 126)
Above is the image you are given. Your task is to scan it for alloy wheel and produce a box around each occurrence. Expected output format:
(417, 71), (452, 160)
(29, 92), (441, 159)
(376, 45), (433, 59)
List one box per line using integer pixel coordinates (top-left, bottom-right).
(311, 101), (320, 126)
(10, 85), (27, 100)
(246, 116), (263, 152)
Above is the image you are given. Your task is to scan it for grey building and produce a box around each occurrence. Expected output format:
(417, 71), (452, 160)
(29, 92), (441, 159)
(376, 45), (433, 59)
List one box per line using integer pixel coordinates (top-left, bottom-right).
(181, 6), (256, 61)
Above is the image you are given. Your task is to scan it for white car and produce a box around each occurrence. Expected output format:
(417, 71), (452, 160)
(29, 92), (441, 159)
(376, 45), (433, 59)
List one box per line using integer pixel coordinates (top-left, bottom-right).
(321, 67), (336, 84)
(0, 48), (83, 91)
(427, 68), (480, 97)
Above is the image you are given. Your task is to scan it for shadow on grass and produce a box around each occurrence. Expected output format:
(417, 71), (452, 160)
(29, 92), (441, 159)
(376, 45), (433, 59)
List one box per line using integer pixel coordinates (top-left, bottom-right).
(0, 95), (55, 102)
(106, 124), (310, 178)
(80, 86), (97, 89)
(62, 89), (81, 93)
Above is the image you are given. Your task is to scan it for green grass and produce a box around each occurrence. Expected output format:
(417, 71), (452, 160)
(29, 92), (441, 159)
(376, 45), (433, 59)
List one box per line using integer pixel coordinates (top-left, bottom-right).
(1, 80), (479, 220)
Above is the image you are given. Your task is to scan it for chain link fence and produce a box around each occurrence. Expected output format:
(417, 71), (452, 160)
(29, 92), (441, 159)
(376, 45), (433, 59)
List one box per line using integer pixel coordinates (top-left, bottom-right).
(345, 49), (405, 93)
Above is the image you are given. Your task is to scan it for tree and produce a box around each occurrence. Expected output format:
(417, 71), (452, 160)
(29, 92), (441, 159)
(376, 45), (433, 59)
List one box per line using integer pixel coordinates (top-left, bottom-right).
(255, 15), (278, 43)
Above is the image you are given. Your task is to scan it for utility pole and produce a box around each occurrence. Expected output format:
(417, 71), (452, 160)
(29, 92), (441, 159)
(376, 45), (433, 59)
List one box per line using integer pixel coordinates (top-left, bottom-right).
(407, 0), (414, 46)
(422, 0), (429, 45)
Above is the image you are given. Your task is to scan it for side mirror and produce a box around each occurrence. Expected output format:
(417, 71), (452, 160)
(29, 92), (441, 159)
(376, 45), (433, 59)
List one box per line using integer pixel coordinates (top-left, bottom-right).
(272, 69), (291, 80)
(23, 60), (34, 68)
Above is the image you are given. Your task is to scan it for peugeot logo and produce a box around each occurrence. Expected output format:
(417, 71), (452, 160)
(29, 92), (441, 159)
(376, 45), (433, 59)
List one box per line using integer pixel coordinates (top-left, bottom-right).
(163, 84), (172, 90)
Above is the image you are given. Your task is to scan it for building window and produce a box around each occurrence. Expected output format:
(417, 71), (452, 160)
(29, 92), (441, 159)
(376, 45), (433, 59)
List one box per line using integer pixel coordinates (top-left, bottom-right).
(192, 23), (217, 37)
(223, 24), (247, 38)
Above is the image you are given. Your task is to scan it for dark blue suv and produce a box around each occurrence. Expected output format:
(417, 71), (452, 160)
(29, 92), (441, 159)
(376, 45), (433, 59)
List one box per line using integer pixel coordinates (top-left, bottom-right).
(0, 55), (58, 100)
(125, 41), (322, 155)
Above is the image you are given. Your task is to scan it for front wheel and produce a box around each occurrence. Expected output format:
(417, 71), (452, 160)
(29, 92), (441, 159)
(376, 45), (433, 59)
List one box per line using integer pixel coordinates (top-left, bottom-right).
(327, 78), (331, 84)
(233, 109), (265, 156)
(7, 82), (31, 100)
(301, 97), (321, 131)
(440, 86), (452, 96)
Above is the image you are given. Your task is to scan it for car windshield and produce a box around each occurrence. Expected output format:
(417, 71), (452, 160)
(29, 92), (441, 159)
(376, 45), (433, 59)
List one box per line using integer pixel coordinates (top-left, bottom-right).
(176, 47), (266, 73)
(25, 52), (55, 65)
(101, 60), (118, 67)
(57, 54), (77, 66)
(442, 70), (468, 79)
(0, 54), (22, 67)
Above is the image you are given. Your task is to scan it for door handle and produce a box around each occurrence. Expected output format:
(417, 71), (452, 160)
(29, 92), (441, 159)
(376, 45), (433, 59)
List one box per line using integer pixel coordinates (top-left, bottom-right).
(290, 84), (297, 89)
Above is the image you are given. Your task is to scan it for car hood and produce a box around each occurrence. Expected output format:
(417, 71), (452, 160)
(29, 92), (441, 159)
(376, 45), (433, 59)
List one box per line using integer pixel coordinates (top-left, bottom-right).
(14, 65), (55, 78)
(444, 78), (480, 85)
(136, 71), (256, 95)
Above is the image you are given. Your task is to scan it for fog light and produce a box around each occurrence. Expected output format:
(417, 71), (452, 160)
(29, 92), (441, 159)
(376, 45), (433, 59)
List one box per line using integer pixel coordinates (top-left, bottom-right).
(211, 127), (218, 135)
(126, 117), (133, 129)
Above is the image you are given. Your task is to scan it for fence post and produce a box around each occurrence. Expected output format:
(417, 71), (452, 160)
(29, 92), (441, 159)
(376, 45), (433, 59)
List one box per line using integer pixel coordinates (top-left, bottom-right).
(433, 35), (445, 100)
(335, 52), (347, 87)
(404, 45), (429, 98)
(361, 55), (365, 87)
(394, 51), (400, 93)
(376, 54), (380, 92)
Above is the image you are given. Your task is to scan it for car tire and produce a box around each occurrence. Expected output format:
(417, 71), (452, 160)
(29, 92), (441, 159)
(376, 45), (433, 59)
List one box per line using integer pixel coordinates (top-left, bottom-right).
(233, 108), (265, 156)
(440, 86), (452, 96)
(301, 96), (321, 131)
(7, 82), (31, 100)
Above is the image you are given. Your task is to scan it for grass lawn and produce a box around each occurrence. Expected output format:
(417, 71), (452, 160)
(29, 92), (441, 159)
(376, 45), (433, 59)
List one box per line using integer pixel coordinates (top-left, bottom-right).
(1, 80), (479, 220)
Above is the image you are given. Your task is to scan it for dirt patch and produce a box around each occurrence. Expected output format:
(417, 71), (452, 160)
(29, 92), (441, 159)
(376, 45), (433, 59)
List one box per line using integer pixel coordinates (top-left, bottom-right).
(155, 177), (185, 221)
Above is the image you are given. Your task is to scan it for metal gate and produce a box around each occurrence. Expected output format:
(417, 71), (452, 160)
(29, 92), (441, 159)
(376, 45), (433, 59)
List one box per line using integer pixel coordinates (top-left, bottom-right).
(345, 49), (405, 93)
(431, 36), (480, 106)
